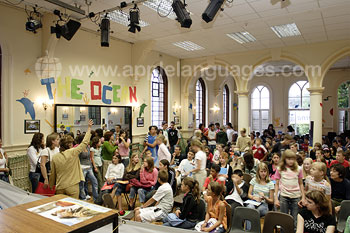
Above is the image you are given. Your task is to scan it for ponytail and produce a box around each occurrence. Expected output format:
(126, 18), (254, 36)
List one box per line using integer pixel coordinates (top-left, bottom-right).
(183, 177), (200, 204)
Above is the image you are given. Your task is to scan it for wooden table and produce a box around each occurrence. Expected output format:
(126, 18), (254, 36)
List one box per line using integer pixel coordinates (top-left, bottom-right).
(0, 194), (119, 233)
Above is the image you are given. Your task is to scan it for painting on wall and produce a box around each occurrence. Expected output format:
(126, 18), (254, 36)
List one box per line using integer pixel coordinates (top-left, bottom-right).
(80, 115), (86, 121)
(25, 120), (40, 134)
(137, 117), (144, 127)
(62, 113), (68, 120)
(174, 116), (180, 125)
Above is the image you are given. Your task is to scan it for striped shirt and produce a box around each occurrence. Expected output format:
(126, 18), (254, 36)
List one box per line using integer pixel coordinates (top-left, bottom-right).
(305, 176), (331, 196)
(275, 167), (303, 198)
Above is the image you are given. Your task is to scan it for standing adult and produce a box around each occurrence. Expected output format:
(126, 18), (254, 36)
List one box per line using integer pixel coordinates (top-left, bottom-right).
(39, 132), (60, 189)
(27, 132), (45, 193)
(162, 121), (170, 148)
(272, 134), (293, 154)
(49, 119), (93, 199)
(168, 121), (181, 154)
(267, 124), (276, 138)
(101, 131), (118, 179)
(118, 130), (131, 167)
(190, 140), (207, 192)
(216, 126), (228, 145)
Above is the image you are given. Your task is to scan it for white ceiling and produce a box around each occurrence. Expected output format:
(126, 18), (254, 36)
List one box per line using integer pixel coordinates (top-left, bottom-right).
(19, 0), (350, 59)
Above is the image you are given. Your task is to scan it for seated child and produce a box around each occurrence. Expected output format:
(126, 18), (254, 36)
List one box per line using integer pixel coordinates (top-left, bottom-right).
(203, 163), (225, 194)
(176, 151), (196, 185)
(163, 177), (201, 229)
(135, 170), (174, 222)
(197, 181), (227, 233)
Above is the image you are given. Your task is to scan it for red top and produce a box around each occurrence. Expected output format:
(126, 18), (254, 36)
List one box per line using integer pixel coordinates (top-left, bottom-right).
(203, 176), (225, 189)
(330, 160), (349, 168)
(252, 145), (267, 160)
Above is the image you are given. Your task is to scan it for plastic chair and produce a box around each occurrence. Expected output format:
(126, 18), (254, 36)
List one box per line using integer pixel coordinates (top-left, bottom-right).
(225, 203), (232, 233)
(230, 207), (261, 233)
(262, 211), (294, 233)
(337, 200), (350, 232)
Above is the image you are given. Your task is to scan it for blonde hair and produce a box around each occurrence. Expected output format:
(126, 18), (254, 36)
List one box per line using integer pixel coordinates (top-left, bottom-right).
(191, 139), (204, 151)
(302, 158), (313, 178)
(156, 135), (167, 145)
(126, 153), (141, 172)
(279, 149), (298, 172)
(220, 152), (229, 165)
(256, 162), (270, 183)
(311, 162), (329, 183)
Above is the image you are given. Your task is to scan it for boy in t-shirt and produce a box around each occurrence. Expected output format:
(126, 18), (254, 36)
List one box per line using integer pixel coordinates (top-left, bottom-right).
(135, 170), (174, 222)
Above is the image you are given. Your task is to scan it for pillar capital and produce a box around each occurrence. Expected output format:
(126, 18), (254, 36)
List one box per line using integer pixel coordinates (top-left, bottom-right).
(235, 90), (249, 96)
(307, 87), (324, 95)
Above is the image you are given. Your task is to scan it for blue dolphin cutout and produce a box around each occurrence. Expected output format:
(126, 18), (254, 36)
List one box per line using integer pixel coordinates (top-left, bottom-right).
(17, 97), (35, 120)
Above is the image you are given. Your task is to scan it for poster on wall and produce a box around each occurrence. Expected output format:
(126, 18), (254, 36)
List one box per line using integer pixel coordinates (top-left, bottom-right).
(174, 116), (180, 125)
(137, 117), (144, 127)
(24, 120), (40, 134)
(27, 197), (110, 226)
(62, 113), (68, 120)
(80, 115), (86, 121)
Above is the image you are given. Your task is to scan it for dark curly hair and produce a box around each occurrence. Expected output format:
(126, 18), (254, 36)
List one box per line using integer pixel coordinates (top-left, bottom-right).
(29, 133), (45, 152)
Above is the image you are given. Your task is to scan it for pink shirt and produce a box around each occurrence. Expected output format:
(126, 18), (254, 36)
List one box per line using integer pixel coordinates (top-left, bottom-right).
(140, 167), (158, 188)
(118, 139), (131, 157)
(275, 166), (303, 198)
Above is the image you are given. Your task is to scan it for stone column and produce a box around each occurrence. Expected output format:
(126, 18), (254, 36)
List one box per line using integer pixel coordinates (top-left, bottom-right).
(308, 87), (324, 145)
(236, 91), (249, 132)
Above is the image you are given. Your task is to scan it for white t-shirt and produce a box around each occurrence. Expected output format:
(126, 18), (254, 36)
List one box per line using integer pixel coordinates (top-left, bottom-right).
(27, 146), (43, 172)
(226, 128), (234, 143)
(177, 159), (195, 176)
(208, 130), (216, 146)
(39, 147), (60, 163)
(158, 143), (171, 163)
(225, 180), (246, 206)
(0, 148), (6, 175)
(152, 182), (174, 213)
(105, 163), (125, 180)
(195, 150), (207, 170)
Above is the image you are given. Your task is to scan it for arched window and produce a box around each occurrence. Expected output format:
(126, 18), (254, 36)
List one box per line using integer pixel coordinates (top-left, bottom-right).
(151, 67), (168, 128)
(251, 85), (270, 133)
(0, 45), (2, 139)
(288, 81), (310, 135)
(338, 81), (350, 133)
(223, 84), (230, 126)
(196, 78), (206, 127)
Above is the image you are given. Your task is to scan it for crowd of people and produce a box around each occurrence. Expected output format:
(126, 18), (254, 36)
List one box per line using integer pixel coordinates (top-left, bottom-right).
(6, 119), (348, 233)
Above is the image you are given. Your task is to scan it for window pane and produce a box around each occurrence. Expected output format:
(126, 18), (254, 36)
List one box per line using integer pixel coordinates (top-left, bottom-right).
(251, 88), (260, 109)
(151, 68), (166, 128)
(260, 87), (270, 109)
(288, 110), (310, 135)
(261, 110), (269, 131)
(252, 110), (260, 132)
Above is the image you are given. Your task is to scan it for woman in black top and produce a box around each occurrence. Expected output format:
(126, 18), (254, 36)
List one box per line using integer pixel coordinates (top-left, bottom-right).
(296, 190), (336, 233)
(163, 177), (200, 229)
(330, 163), (350, 213)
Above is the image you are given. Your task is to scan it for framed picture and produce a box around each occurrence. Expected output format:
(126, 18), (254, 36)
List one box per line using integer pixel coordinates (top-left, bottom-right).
(62, 113), (68, 120)
(174, 116), (180, 125)
(24, 120), (40, 134)
(137, 117), (144, 127)
(80, 115), (86, 121)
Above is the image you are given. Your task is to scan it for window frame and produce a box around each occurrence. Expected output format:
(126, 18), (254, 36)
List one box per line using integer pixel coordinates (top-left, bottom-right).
(338, 81), (350, 133)
(196, 78), (206, 128)
(250, 85), (270, 133)
(151, 66), (168, 128)
(223, 84), (230, 126)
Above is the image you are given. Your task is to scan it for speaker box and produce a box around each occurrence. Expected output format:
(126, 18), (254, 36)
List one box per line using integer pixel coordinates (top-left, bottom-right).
(62, 20), (81, 41)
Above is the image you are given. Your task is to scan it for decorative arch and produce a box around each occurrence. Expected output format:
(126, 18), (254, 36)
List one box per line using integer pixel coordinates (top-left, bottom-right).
(320, 46), (350, 86)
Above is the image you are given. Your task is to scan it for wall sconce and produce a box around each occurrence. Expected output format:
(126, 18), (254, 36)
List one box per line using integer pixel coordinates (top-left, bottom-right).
(111, 108), (118, 113)
(80, 107), (86, 111)
(173, 102), (182, 113)
(211, 104), (220, 113)
(36, 98), (53, 111)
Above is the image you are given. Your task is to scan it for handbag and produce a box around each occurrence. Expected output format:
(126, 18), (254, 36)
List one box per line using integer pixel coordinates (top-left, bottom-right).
(35, 148), (51, 175)
(35, 182), (56, 196)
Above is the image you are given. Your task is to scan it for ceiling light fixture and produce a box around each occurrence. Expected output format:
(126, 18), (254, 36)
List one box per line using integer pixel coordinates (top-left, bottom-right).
(202, 0), (224, 23)
(172, 0), (192, 28)
(226, 31), (256, 44)
(25, 6), (42, 33)
(50, 10), (81, 41)
(173, 41), (204, 51)
(271, 23), (301, 38)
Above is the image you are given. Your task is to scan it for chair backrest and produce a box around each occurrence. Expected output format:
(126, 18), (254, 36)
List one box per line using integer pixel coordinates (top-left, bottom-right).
(262, 211), (294, 233)
(198, 198), (206, 221)
(243, 173), (252, 184)
(337, 200), (350, 232)
(225, 203), (232, 233)
(231, 207), (261, 233)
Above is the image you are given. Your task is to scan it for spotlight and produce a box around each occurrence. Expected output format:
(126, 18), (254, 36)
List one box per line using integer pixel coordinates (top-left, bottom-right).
(128, 5), (141, 33)
(26, 17), (42, 33)
(202, 0), (224, 23)
(100, 16), (110, 47)
(172, 0), (192, 28)
(50, 10), (81, 40)
(25, 7), (42, 33)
